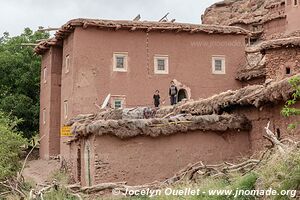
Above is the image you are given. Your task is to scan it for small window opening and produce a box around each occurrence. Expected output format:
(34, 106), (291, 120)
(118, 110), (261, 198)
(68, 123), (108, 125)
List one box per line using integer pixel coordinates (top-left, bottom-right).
(294, 0), (298, 6)
(286, 67), (291, 75)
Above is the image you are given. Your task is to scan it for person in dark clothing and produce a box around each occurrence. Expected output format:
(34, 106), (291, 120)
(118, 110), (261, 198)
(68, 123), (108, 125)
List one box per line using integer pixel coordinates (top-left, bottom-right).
(153, 90), (160, 108)
(169, 81), (178, 105)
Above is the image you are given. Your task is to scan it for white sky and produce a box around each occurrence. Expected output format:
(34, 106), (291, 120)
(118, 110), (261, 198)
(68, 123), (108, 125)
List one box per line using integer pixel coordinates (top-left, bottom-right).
(0, 0), (220, 36)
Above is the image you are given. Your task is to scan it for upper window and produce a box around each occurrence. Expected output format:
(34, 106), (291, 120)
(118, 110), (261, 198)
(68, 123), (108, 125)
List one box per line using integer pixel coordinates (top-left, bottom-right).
(154, 55), (169, 74)
(42, 108), (46, 125)
(65, 55), (70, 73)
(212, 56), (226, 74)
(64, 100), (68, 119)
(113, 53), (128, 72)
(294, 0), (298, 6)
(43, 67), (47, 83)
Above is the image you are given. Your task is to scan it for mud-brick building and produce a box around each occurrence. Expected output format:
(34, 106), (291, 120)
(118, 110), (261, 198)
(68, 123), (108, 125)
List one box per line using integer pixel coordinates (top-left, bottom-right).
(35, 19), (249, 160)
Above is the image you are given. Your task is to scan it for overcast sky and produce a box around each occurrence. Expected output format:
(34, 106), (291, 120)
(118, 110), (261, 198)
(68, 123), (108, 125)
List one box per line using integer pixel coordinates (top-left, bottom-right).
(0, 0), (220, 36)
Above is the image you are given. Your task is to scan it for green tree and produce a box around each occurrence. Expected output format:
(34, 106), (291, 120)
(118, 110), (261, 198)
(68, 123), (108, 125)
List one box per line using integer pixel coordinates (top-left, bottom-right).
(281, 77), (300, 129)
(0, 112), (26, 180)
(0, 28), (49, 138)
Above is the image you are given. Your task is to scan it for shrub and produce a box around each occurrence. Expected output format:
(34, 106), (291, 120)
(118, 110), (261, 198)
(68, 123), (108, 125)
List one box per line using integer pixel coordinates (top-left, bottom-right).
(0, 112), (26, 180)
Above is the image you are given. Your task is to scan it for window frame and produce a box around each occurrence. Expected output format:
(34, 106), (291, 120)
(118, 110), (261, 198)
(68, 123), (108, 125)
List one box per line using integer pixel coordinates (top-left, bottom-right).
(65, 55), (70, 74)
(154, 55), (169, 74)
(113, 53), (128, 72)
(64, 100), (68, 119)
(111, 95), (126, 109)
(294, 0), (298, 6)
(212, 56), (226, 75)
(42, 108), (46, 125)
(43, 67), (47, 83)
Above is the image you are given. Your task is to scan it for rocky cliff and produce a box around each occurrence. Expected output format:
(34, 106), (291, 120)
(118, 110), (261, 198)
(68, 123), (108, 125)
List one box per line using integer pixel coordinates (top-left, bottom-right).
(202, 0), (284, 26)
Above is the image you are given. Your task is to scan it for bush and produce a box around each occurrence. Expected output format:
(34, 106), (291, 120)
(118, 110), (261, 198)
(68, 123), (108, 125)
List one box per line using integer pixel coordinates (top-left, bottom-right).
(0, 112), (26, 180)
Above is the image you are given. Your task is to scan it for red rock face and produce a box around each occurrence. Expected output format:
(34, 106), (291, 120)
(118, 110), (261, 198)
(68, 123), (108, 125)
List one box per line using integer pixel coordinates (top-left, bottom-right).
(202, 0), (284, 25)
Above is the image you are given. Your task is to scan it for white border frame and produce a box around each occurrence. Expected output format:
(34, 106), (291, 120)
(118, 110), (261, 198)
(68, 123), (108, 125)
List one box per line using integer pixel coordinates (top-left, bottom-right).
(111, 95), (126, 109)
(154, 55), (169, 74)
(212, 56), (226, 75)
(65, 55), (70, 74)
(64, 100), (68, 119)
(113, 52), (128, 72)
(43, 67), (47, 83)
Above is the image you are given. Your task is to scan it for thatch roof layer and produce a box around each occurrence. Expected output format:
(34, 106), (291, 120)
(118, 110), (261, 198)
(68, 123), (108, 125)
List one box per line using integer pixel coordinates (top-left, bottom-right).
(157, 74), (297, 117)
(246, 37), (300, 53)
(35, 18), (249, 54)
(69, 114), (251, 141)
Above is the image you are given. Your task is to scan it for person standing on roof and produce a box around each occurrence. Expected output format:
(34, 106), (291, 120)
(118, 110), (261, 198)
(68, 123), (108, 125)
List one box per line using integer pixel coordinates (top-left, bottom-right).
(169, 81), (178, 105)
(153, 90), (161, 108)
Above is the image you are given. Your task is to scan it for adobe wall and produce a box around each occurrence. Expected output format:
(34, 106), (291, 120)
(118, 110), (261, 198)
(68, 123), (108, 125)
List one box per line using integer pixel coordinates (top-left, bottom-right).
(262, 18), (287, 40)
(60, 32), (76, 159)
(39, 46), (62, 159)
(285, 0), (300, 34)
(69, 130), (250, 186)
(234, 103), (300, 153)
(67, 27), (245, 117)
(265, 47), (300, 81)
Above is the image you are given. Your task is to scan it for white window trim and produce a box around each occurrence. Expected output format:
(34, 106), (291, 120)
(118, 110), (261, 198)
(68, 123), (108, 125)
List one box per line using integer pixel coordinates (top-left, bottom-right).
(212, 56), (226, 75)
(154, 55), (169, 74)
(293, 0), (298, 6)
(111, 95), (126, 109)
(65, 55), (70, 74)
(43, 67), (47, 83)
(42, 108), (46, 125)
(113, 53), (128, 72)
(64, 100), (68, 119)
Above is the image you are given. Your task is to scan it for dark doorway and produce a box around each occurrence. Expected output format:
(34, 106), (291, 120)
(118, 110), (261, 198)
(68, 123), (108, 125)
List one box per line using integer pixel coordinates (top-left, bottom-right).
(178, 89), (187, 102)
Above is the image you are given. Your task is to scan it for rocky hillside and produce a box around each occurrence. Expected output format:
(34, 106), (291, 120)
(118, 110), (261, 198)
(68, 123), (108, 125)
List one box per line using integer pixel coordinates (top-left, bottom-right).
(202, 0), (284, 26)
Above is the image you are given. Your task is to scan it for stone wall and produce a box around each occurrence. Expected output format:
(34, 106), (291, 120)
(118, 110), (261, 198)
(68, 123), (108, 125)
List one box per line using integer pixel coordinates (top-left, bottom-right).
(265, 47), (300, 81)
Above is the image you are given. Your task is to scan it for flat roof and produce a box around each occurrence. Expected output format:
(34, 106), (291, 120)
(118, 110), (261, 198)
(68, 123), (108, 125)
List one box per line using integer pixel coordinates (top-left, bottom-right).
(34, 18), (249, 55)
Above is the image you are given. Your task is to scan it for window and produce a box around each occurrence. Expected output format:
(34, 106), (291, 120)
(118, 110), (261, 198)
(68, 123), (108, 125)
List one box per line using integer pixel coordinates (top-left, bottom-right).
(43, 67), (47, 83)
(64, 100), (68, 119)
(111, 96), (126, 109)
(65, 55), (70, 73)
(286, 67), (291, 75)
(43, 108), (46, 125)
(294, 0), (298, 6)
(114, 99), (122, 109)
(154, 55), (169, 74)
(113, 53), (128, 72)
(212, 56), (226, 74)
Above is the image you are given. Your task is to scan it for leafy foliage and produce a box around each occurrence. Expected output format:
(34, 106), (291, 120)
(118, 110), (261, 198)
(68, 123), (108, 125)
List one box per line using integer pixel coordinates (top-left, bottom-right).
(0, 28), (49, 138)
(281, 77), (300, 129)
(0, 112), (26, 180)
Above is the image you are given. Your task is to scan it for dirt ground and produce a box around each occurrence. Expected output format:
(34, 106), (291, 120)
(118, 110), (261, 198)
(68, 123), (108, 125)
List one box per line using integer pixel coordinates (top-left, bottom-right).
(23, 159), (60, 186)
